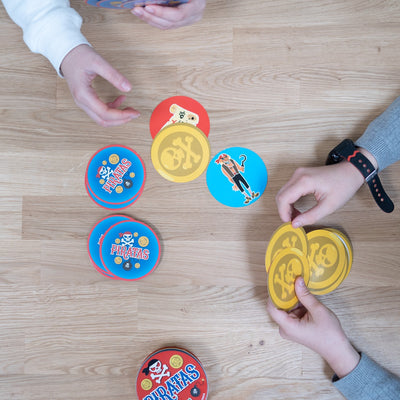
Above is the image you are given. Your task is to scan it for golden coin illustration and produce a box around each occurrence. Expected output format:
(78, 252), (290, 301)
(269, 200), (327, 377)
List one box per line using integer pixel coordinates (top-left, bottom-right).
(267, 248), (310, 311)
(141, 378), (152, 391)
(109, 154), (120, 164)
(138, 236), (149, 247)
(326, 228), (353, 280)
(114, 256), (122, 265)
(306, 230), (346, 293)
(169, 354), (184, 369)
(265, 223), (308, 272)
(115, 186), (123, 194)
(151, 123), (210, 183)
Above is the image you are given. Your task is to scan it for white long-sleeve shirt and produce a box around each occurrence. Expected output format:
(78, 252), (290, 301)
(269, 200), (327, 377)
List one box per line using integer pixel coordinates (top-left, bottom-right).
(2, 0), (90, 75)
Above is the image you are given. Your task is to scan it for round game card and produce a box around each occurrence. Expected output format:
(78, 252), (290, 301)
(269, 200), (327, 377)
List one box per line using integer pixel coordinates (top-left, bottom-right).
(87, 214), (132, 278)
(150, 96), (210, 139)
(151, 123), (210, 183)
(207, 147), (268, 207)
(268, 248), (310, 311)
(85, 145), (145, 208)
(100, 220), (161, 280)
(136, 348), (208, 400)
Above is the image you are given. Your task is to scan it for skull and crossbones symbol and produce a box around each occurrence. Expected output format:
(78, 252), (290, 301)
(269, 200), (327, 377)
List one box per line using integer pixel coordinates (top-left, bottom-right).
(143, 359), (170, 383)
(308, 243), (338, 277)
(274, 258), (302, 299)
(97, 166), (113, 180)
(120, 232), (134, 247)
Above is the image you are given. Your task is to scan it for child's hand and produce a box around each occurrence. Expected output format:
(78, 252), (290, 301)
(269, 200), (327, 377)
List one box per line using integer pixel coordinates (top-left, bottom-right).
(267, 277), (360, 378)
(131, 0), (206, 30)
(275, 161), (365, 228)
(60, 44), (140, 127)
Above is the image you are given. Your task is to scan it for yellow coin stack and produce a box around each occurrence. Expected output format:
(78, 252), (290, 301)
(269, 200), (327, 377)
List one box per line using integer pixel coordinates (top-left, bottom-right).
(265, 223), (353, 310)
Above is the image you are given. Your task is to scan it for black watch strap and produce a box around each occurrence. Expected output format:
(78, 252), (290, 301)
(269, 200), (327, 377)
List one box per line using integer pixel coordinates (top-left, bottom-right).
(326, 139), (394, 213)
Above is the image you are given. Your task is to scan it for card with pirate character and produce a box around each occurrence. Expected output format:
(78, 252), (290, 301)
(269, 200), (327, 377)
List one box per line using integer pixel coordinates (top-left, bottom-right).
(206, 146), (268, 208)
(85, 145), (145, 209)
(136, 347), (208, 400)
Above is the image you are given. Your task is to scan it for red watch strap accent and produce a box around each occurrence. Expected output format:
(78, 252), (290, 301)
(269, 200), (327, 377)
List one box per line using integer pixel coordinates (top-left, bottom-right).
(327, 139), (394, 213)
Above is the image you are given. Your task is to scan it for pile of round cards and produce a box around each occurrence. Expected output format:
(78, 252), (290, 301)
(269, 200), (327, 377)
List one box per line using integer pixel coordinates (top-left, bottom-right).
(87, 215), (160, 280)
(136, 347), (208, 400)
(85, 145), (145, 210)
(265, 223), (353, 310)
(149, 96), (211, 183)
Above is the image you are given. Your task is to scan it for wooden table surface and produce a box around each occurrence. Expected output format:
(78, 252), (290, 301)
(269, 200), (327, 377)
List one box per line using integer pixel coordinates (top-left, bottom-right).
(1, 1), (400, 399)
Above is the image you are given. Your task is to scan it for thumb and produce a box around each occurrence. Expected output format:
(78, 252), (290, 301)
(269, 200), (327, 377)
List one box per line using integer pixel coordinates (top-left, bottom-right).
(294, 276), (320, 311)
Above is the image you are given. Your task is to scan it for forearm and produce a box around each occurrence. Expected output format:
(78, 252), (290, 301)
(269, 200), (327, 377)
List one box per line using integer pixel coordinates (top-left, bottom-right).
(2, 0), (90, 75)
(356, 96), (400, 171)
(322, 338), (361, 379)
(333, 352), (400, 400)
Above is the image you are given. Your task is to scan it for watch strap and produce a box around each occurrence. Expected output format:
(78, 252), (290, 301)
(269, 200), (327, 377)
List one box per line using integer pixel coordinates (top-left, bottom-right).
(326, 139), (394, 213)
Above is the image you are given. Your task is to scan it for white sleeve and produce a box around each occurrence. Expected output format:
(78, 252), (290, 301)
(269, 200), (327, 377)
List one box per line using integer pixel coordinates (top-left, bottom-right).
(2, 0), (90, 75)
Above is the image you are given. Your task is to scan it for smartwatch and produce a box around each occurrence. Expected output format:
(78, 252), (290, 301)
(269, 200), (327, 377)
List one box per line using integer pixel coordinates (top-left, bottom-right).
(326, 139), (394, 213)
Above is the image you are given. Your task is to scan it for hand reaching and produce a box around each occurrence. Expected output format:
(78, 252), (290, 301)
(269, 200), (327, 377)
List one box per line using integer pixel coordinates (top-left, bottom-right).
(131, 0), (206, 30)
(60, 44), (140, 127)
(275, 161), (365, 228)
(267, 277), (360, 378)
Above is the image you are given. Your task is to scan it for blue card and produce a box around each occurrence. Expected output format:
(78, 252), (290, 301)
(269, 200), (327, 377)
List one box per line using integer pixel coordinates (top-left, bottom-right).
(206, 147), (268, 208)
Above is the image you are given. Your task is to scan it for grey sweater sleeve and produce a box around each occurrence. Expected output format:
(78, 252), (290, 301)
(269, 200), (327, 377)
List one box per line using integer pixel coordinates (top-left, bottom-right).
(333, 353), (400, 400)
(355, 96), (400, 171)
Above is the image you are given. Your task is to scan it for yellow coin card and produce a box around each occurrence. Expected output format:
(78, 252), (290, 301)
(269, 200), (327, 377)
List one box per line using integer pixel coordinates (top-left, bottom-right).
(267, 248), (310, 311)
(326, 228), (353, 280)
(265, 222), (308, 272)
(151, 123), (210, 183)
(308, 245), (347, 295)
(307, 230), (346, 293)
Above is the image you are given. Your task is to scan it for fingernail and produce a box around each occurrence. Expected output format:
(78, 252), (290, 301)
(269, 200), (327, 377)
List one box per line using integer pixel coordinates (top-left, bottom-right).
(132, 7), (143, 16)
(145, 6), (154, 13)
(121, 81), (131, 91)
(297, 276), (305, 287)
(292, 221), (301, 228)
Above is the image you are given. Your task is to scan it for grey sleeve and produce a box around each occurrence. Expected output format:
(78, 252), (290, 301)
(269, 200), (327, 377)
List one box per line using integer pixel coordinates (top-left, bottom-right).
(355, 96), (400, 171)
(333, 353), (400, 400)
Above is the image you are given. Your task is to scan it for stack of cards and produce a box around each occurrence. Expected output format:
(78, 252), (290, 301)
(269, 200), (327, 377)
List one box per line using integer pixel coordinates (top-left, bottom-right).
(206, 147), (268, 207)
(136, 347), (208, 400)
(149, 96), (211, 183)
(85, 145), (145, 210)
(87, 215), (161, 280)
(265, 223), (353, 310)
(85, 0), (188, 9)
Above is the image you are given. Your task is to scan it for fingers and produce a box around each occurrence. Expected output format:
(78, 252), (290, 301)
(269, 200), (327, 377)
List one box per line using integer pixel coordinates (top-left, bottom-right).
(74, 88), (139, 127)
(293, 277), (321, 312)
(91, 54), (133, 93)
(275, 168), (313, 223)
(266, 297), (291, 326)
(291, 200), (333, 228)
(79, 56), (140, 126)
(131, 1), (204, 30)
